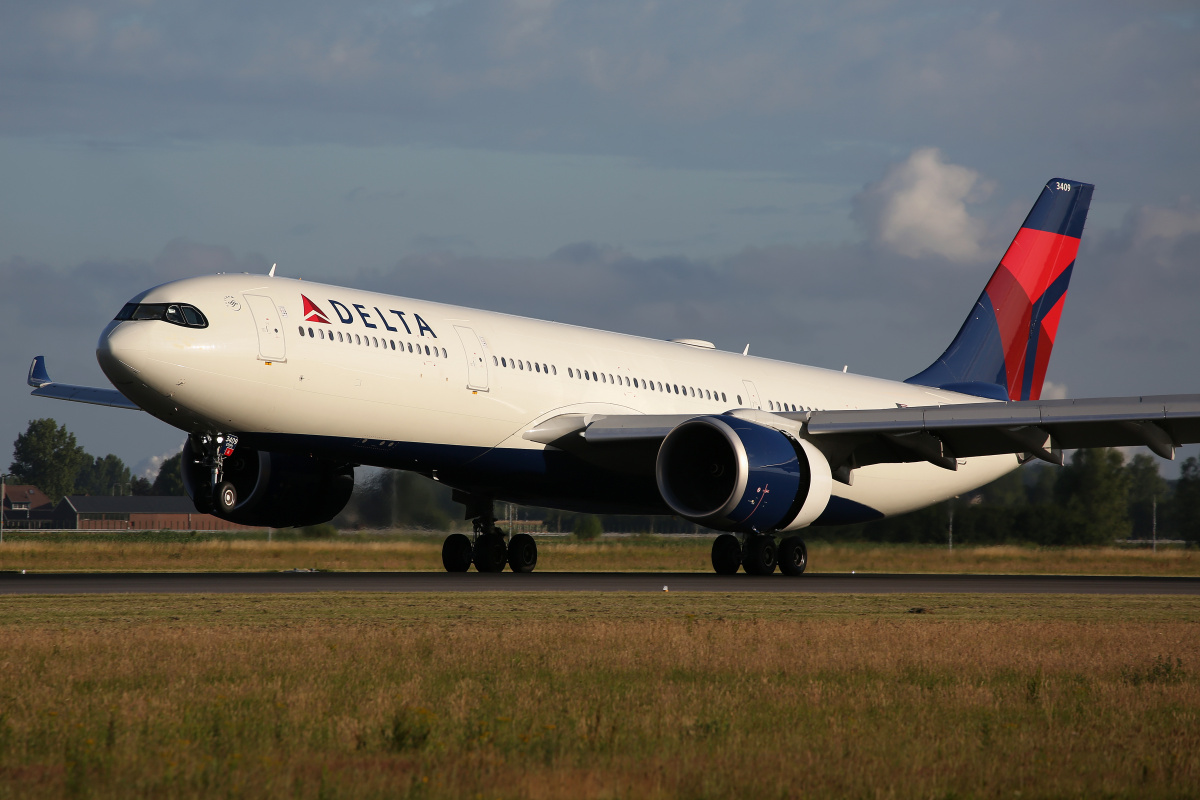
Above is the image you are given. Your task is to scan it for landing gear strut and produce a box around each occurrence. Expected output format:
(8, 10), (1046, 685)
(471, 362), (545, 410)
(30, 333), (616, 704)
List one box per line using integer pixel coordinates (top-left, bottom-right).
(442, 493), (539, 573)
(188, 432), (240, 514)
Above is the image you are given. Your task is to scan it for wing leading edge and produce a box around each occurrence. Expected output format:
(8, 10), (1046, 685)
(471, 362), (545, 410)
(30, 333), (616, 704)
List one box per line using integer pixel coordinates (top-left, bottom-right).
(526, 394), (1200, 482)
(27, 356), (141, 411)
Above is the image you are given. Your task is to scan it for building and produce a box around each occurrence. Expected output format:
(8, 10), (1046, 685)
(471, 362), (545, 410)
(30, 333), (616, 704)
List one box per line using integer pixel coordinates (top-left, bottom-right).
(1, 484), (56, 529)
(53, 495), (254, 531)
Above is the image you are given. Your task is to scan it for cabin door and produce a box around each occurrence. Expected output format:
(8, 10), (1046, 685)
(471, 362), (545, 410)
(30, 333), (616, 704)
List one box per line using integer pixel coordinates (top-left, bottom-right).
(454, 325), (489, 391)
(244, 294), (287, 362)
(741, 380), (761, 409)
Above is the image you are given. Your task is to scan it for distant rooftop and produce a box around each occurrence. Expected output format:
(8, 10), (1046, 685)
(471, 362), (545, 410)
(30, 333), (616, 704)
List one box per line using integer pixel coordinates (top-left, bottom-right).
(59, 495), (195, 514)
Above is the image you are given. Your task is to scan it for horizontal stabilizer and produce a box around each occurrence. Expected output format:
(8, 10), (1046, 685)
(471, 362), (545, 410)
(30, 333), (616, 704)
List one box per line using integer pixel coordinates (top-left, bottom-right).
(27, 356), (141, 411)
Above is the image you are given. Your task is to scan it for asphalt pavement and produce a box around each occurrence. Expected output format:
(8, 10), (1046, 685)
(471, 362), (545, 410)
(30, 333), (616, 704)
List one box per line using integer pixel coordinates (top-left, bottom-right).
(1, 571), (1197, 594)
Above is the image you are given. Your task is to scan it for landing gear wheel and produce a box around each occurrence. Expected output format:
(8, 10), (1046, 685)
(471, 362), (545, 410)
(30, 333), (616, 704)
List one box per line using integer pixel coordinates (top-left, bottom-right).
(711, 534), (742, 575)
(508, 533), (538, 573)
(215, 481), (237, 515)
(442, 533), (473, 572)
(779, 536), (808, 576)
(743, 535), (778, 575)
(474, 532), (508, 573)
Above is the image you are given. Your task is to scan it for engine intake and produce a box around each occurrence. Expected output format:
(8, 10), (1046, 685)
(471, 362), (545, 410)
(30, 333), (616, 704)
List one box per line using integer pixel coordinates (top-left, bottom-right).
(182, 439), (354, 528)
(655, 416), (832, 533)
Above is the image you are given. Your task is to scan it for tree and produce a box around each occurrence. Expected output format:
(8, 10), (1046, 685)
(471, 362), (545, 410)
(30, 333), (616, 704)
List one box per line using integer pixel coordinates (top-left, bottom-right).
(151, 452), (185, 495)
(75, 453), (131, 496)
(1175, 457), (1200, 545)
(9, 418), (90, 503)
(1125, 454), (1169, 539)
(573, 514), (603, 541)
(1054, 448), (1131, 544)
(130, 476), (154, 496)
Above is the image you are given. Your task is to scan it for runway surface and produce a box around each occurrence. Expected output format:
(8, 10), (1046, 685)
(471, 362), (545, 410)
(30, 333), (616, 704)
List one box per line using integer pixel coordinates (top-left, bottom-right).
(1, 571), (1198, 595)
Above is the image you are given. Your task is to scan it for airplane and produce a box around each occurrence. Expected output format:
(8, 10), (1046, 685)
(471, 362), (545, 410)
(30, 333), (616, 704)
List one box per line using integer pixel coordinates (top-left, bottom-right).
(27, 178), (1200, 575)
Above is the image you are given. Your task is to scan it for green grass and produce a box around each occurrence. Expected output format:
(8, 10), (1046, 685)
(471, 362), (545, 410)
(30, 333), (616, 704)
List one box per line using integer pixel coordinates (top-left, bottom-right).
(0, 593), (1198, 798)
(1, 534), (1197, 575)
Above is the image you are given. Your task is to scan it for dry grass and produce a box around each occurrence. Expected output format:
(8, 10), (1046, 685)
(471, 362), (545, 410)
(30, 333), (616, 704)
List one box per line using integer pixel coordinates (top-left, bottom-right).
(0, 593), (1197, 798)
(1, 535), (1197, 576)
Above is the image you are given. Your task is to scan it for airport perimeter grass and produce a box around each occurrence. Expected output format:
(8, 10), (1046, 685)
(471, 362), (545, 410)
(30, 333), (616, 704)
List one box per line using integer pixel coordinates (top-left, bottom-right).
(0, 593), (1198, 798)
(1, 533), (1198, 575)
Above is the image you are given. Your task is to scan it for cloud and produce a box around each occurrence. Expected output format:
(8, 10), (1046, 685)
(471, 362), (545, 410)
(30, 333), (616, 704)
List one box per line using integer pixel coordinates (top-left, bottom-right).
(133, 446), (185, 482)
(852, 148), (991, 263)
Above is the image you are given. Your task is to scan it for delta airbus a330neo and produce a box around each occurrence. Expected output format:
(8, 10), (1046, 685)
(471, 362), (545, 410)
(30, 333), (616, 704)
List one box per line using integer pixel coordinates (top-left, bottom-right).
(27, 178), (1200, 574)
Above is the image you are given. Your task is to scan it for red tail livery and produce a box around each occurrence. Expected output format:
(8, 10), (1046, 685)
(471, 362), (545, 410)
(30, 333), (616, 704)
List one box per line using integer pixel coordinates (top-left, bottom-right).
(907, 178), (1093, 401)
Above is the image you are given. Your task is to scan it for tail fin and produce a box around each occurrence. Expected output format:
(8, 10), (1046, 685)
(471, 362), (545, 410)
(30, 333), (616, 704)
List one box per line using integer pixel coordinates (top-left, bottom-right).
(906, 178), (1093, 402)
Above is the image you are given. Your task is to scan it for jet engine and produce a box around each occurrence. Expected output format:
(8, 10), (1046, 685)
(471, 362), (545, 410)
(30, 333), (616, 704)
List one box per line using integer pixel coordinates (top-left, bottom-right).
(655, 416), (832, 533)
(181, 439), (354, 528)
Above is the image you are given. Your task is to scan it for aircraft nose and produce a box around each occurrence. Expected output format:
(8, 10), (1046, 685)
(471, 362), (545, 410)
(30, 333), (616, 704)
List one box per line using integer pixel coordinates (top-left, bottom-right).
(96, 320), (152, 387)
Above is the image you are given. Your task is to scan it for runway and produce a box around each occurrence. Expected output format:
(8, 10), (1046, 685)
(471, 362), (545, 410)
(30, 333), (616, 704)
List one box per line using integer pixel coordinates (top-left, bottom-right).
(1, 571), (1197, 595)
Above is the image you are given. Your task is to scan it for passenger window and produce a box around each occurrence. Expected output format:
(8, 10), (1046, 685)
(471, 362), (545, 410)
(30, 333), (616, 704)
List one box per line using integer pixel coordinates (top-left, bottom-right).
(502, 357), (507, 367)
(600, 373), (605, 383)
(722, 393), (726, 402)
(354, 334), (361, 345)
(310, 327), (315, 338)
(299, 326), (305, 336)
(568, 367), (573, 377)
(493, 356), (499, 366)
(442, 348), (447, 358)
(689, 387), (695, 397)
(535, 363), (541, 373)
(737, 395), (742, 404)
(551, 366), (557, 375)
(519, 361), (524, 370)
(543, 363), (549, 374)
(336, 332), (342, 342)
(585, 371), (591, 381)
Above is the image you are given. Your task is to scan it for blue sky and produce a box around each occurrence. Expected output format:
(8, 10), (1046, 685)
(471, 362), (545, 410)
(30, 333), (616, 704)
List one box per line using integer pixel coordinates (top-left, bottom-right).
(2, 1), (1198, 478)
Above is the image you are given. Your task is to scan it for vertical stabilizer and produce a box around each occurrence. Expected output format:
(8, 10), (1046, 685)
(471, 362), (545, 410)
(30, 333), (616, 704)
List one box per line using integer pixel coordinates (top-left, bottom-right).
(906, 178), (1093, 401)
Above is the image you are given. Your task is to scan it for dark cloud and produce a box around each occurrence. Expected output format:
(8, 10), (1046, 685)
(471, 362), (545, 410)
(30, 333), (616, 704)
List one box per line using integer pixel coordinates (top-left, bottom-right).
(0, 2), (1195, 192)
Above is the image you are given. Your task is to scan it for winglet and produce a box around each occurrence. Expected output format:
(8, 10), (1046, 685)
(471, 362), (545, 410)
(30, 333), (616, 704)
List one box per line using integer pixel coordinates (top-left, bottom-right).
(28, 356), (52, 388)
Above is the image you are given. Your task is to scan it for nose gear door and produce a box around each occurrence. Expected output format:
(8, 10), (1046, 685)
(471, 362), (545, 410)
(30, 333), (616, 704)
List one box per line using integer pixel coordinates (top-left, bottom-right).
(244, 294), (286, 362)
(454, 325), (489, 391)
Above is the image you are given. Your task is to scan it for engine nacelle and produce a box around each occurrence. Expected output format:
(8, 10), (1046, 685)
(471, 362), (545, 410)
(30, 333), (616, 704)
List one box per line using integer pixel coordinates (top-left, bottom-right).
(182, 439), (354, 528)
(655, 416), (832, 533)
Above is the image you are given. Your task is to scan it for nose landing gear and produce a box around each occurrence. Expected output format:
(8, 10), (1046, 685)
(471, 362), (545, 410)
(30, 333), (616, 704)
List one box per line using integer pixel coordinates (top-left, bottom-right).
(187, 432), (241, 514)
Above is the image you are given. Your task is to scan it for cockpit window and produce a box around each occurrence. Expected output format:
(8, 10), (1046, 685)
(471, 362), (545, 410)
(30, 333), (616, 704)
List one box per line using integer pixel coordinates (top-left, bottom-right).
(115, 302), (208, 329)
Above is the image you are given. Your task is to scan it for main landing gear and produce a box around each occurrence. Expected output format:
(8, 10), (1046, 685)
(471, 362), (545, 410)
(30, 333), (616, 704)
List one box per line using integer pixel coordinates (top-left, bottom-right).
(188, 433), (241, 515)
(441, 499), (538, 574)
(711, 533), (808, 576)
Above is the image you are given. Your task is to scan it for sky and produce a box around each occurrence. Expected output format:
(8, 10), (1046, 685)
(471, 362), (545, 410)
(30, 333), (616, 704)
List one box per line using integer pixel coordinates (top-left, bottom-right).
(2, 0), (1198, 480)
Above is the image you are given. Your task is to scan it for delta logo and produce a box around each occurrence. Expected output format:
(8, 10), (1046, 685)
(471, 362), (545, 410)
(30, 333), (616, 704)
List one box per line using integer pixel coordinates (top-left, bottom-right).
(298, 293), (438, 338)
(302, 295), (331, 323)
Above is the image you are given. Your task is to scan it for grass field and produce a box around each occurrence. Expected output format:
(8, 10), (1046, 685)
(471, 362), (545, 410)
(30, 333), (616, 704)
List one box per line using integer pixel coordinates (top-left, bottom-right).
(0, 592), (1197, 798)
(0, 533), (1197, 575)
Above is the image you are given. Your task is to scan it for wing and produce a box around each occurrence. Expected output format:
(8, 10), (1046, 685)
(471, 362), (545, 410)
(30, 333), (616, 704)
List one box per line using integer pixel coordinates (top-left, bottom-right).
(27, 356), (142, 411)
(523, 394), (1200, 481)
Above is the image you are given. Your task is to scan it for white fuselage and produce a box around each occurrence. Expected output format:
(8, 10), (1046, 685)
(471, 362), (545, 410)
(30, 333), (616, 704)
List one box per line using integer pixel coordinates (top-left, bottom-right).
(98, 273), (1018, 523)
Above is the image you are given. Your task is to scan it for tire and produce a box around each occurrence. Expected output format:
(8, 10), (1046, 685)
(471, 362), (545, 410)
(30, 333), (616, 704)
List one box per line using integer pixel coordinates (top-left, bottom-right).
(474, 532), (508, 573)
(215, 481), (238, 515)
(711, 534), (742, 575)
(441, 533), (473, 572)
(779, 536), (808, 576)
(508, 533), (538, 573)
(743, 535), (778, 575)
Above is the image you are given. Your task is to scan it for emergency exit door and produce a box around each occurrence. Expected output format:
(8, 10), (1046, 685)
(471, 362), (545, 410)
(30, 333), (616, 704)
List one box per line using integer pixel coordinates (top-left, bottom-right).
(454, 325), (489, 391)
(244, 294), (287, 361)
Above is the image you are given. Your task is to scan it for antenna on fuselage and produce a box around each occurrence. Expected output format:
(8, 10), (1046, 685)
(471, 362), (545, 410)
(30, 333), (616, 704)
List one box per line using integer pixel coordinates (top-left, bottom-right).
(269, 263), (277, 277)
(742, 344), (749, 356)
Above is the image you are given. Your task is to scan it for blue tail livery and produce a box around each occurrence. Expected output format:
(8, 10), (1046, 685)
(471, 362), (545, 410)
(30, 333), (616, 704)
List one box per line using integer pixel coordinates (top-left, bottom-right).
(906, 178), (1094, 401)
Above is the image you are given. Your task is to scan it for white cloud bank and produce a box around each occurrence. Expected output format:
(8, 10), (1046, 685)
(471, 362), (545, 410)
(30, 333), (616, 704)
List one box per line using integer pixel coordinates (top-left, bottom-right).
(853, 148), (991, 263)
